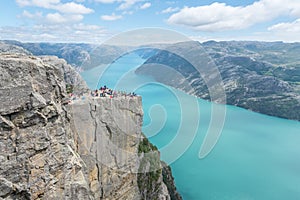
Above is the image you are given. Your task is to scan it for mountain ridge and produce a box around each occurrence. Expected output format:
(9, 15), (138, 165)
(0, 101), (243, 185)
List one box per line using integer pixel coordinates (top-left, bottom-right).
(136, 41), (300, 121)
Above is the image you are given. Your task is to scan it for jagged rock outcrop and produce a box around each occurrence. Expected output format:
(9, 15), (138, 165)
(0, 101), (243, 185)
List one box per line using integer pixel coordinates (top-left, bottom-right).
(161, 162), (182, 200)
(0, 53), (181, 199)
(0, 42), (31, 55)
(40, 56), (89, 95)
(0, 54), (89, 199)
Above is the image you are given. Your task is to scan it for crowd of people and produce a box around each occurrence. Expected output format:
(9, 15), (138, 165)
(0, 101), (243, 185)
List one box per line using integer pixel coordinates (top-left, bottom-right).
(91, 85), (137, 98)
(91, 85), (114, 98)
(68, 85), (138, 104)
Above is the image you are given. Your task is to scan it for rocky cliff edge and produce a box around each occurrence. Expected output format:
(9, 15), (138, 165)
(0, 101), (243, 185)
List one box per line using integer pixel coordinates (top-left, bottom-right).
(0, 53), (181, 200)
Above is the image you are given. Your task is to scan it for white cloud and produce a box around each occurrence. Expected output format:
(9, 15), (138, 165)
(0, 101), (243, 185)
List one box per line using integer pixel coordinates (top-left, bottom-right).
(36, 33), (57, 39)
(167, 0), (300, 32)
(166, 1), (176, 5)
(19, 10), (84, 24)
(161, 7), (179, 14)
(0, 23), (107, 43)
(140, 2), (151, 10)
(55, 2), (93, 14)
(93, 0), (141, 10)
(122, 10), (133, 15)
(16, 0), (60, 8)
(46, 13), (83, 24)
(117, 0), (140, 10)
(16, 0), (93, 14)
(269, 19), (300, 32)
(94, 0), (121, 3)
(266, 18), (300, 41)
(74, 23), (104, 31)
(101, 13), (123, 21)
(21, 10), (43, 19)
(16, 0), (32, 6)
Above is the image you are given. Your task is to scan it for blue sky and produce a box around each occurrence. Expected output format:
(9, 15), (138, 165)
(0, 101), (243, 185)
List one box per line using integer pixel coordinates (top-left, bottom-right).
(1, 0), (300, 43)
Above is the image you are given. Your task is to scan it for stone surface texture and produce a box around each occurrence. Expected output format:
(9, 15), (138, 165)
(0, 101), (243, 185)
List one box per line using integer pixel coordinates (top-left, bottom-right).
(0, 53), (180, 200)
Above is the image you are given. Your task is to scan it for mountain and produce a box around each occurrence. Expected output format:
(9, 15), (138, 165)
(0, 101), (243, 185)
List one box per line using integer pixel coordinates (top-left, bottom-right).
(136, 41), (300, 121)
(0, 46), (181, 199)
(0, 41), (31, 55)
(2, 40), (129, 71)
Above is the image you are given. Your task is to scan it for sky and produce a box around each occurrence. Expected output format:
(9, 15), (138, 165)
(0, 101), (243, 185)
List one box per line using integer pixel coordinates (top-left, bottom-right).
(1, 0), (300, 43)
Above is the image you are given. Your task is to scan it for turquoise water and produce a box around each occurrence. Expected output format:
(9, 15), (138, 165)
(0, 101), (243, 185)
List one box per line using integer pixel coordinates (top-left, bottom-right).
(81, 53), (300, 200)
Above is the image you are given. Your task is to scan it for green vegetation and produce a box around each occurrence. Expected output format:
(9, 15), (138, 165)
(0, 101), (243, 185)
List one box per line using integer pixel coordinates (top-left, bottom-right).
(137, 137), (162, 200)
(238, 97), (300, 120)
(66, 84), (74, 94)
(272, 65), (300, 82)
(138, 137), (158, 154)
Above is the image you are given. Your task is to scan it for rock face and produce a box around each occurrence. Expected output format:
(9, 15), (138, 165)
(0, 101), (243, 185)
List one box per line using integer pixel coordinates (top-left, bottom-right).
(40, 56), (89, 95)
(0, 53), (181, 199)
(70, 96), (144, 200)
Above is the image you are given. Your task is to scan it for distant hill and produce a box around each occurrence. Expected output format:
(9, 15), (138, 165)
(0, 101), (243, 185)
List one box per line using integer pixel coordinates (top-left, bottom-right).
(0, 41), (31, 55)
(2, 40), (129, 70)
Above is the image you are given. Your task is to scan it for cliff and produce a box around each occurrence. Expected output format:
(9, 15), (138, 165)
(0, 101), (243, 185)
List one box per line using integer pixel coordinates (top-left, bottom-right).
(0, 53), (181, 199)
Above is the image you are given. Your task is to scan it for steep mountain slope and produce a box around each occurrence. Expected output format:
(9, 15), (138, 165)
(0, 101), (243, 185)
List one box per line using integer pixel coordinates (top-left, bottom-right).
(136, 41), (300, 121)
